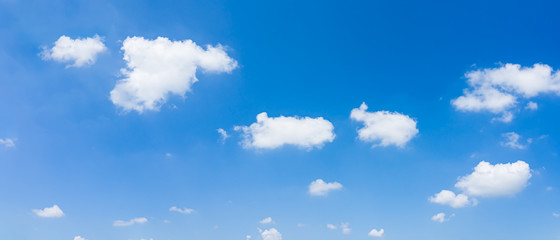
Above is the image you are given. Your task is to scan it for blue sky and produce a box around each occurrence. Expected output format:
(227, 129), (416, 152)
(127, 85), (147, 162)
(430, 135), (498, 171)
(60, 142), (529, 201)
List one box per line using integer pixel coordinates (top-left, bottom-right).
(1, 0), (560, 239)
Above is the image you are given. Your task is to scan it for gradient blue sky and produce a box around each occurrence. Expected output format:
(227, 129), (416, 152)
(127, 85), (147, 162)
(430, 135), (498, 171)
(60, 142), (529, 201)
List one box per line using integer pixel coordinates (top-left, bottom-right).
(1, 0), (560, 239)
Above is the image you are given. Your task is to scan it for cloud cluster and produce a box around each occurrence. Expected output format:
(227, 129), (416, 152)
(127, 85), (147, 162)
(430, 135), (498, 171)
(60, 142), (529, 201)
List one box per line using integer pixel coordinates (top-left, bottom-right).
(452, 63), (560, 122)
(309, 179), (343, 196)
(430, 160), (532, 209)
(113, 217), (148, 227)
(235, 113), (335, 150)
(33, 205), (64, 218)
(351, 102), (418, 147)
(110, 36), (237, 113)
(41, 35), (107, 68)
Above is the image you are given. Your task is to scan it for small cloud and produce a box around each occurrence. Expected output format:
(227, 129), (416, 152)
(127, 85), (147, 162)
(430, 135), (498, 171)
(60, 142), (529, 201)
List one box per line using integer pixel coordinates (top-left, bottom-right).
(0, 138), (15, 148)
(41, 35), (107, 68)
(297, 223), (306, 227)
(327, 222), (351, 234)
(33, 205), (64, 218)
(246, 235), (252, 240)
(113, 217), (148, 227)
(74, 236), (86, 240)
(456, 161), (532, 197)
(501, 132), (528, 149)
(169, 206), (195, 214)
(546, 186), (553, 191)
(553, 212), (560, 218)
(350, 102), (418, 148)
(165, 153), (172, 157)
(368, 228), (384, 238)
(525, 101), (538, 110)
(429, 190), (475, 208)
(261, 228), (282, 240)
(431, 212), (453, 223)
(491, 112), (513, 123)
(309, 179), (343, 196)
(259, 217), (274, 224)
(217, 128), (229, 143)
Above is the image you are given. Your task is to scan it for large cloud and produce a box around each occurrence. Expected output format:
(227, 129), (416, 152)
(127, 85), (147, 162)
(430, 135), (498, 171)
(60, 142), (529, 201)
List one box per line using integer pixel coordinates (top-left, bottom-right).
(455, 161), (532, 197)
(350, 102), (418, 147)
(110, 36), (237, 113)
(41, 35), (107, 68)
(452, 63), (560, 122)
(308, 179), (343, 196)
(32, 205), (64, 218)
(235, 113), (335, 150)
(429, 190), (475, 208)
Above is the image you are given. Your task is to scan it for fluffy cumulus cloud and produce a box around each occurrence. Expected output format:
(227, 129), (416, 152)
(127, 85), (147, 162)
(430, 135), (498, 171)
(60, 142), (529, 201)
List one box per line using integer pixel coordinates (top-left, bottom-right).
(0, 138), (15, 148)
(455, 161), (532, 197)
(32, 205), (64, 218)
(113, 217), (148, 227)
(235, 113), (335, 150)
(309, 179), (343, 196)
(41, 35), (107, 67)
(452, 63), (560, 122)
(368, 228), (384, 238)
(261, 228), (282, 240)
(350, 102), (418, 148)
(110, 36), (237, 113)
(501, 132), (530, 149)
(169, 206), (195, 214)
(429, 190), (475, 208)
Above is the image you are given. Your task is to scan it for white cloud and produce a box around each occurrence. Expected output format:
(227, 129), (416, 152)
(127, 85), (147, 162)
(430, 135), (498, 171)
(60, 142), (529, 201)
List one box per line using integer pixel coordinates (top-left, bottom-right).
(110, 36), (237, 113)
(309, 179), (343, 196)
(32, 205), (64, 218)
(235, 113), (335, 150)
(553, 212), (560, 218)
(452, 63), (560, 121)
(341, 222), (351, 234)
(368, 228), (384, 238)
(261, 228), (282, 240)
(455, 161), (532, 197)
(327, 223), (351, 234)
(350, 102), (418, 147)
(501, 132), (528, 149)
(0, 138), (15, 148)
(431, 213), (453, 223)
(74, 236), (86, 240)
(41, 35), (106, 68)
(113, 217), (148, 227)
(246, 235), (252, 240)
(217, 128), (229, 142)
(169, 206), (195, 214)
(259, 217), (273, 224)
(525, 101), (538, 110)
(429, 190), (475, 208)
